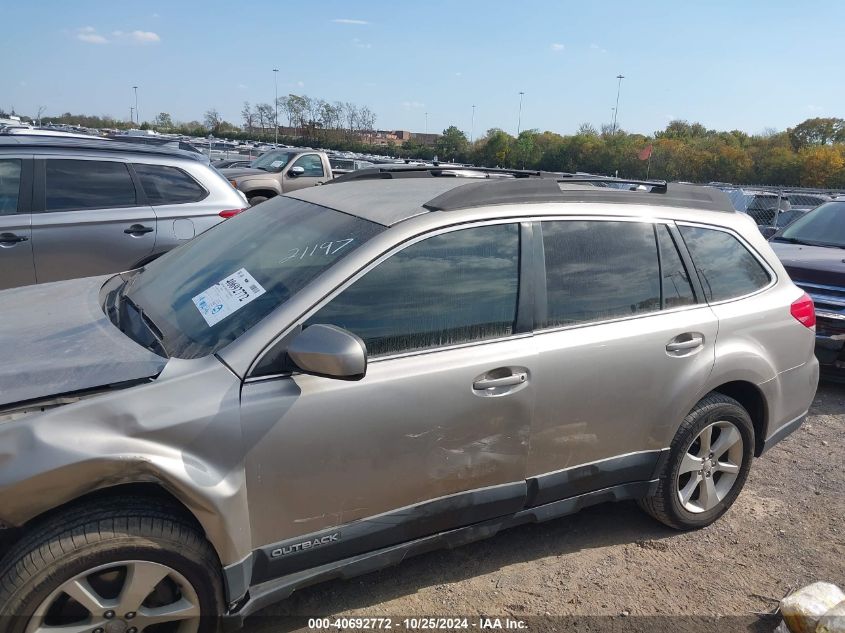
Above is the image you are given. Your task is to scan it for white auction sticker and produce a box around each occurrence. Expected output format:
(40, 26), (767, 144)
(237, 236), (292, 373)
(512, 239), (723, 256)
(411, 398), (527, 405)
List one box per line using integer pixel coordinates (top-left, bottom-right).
(192, 268), (266, 327)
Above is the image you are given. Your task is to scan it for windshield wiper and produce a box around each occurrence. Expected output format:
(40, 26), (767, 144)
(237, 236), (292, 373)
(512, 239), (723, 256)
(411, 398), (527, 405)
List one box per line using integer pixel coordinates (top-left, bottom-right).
(772, 236), (837, 248)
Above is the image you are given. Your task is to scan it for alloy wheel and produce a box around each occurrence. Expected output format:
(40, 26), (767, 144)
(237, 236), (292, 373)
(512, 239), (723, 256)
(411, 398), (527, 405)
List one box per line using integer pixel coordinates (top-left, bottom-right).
(676, 420), (744, 513)
(25, 560), (200, 633)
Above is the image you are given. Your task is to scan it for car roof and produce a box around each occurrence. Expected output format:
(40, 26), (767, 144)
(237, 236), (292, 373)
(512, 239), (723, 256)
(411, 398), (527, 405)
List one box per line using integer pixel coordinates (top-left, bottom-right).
(0, 135), (205, 162)
(287, 174), (735, 226)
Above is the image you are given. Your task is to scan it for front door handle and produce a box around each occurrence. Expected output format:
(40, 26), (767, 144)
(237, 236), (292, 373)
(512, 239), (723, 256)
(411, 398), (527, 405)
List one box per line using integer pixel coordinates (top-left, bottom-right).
(0, 232), (28, 245)
(666, 333), (705, 353)
(473, 372), (527, 390)
(124, 224), (154, 235)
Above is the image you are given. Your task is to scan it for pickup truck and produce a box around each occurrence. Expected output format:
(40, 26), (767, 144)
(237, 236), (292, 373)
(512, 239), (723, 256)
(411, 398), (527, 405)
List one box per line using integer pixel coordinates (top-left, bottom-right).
(220, 148), (332, 206)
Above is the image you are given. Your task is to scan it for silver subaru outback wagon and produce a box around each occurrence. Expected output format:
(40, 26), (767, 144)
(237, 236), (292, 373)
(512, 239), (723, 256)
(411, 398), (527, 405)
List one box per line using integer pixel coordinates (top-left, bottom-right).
(0, 170), (819, 631)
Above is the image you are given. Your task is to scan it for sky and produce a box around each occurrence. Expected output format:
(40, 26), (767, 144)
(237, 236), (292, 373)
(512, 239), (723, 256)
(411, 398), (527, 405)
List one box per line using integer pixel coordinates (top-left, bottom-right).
(3, 0), (844, 138)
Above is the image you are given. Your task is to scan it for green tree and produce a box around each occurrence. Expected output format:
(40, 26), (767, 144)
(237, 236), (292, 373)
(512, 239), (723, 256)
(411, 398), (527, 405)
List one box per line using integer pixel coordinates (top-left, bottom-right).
(435, 125), (469, 161)
(153, 112), (173, 130)
(789, 117), (845, 150)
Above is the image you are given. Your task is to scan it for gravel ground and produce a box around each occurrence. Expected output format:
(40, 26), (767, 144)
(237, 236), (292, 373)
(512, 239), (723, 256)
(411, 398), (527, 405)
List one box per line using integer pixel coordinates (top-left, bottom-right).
(246, 381), (845, 632)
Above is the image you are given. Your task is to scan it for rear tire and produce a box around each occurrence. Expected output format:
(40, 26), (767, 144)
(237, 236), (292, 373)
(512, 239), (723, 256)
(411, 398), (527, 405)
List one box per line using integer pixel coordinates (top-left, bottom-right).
(0, 497), (224, 633)
(639, 393), (754, 530)
(248, 195), (269, 206)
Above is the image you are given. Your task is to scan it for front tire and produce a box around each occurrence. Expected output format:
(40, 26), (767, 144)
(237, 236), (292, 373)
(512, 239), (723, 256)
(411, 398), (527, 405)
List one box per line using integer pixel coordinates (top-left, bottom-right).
(247, 195), (269, 206)
(639, 393), (754, 530)
(0, 497), (224, 633)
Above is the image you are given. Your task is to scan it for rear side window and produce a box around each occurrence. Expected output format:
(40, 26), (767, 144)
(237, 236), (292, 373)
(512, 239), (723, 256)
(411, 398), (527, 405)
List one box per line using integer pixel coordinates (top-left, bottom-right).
(306, 223), (520, 356)
(541, 220), (661, 327)
(656, 225), (696, 308)
(45, 160), (136, 211)
(133, 164), (206, 205)
(0, 159), (21, 215)
(679, 226), (771, 302)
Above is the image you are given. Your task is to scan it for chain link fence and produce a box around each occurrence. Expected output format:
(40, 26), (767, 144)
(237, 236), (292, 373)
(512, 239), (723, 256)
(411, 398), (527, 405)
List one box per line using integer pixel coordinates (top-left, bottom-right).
(707, 183), (845, 237)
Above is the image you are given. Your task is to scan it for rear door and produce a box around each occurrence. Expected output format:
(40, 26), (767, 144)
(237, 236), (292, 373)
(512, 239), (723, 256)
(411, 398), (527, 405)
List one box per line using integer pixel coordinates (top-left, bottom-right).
(283, 153), (327, 192)
(31, 157), (157, 282)
(0, 156), (36, 290)
(527, 218), (718, 503)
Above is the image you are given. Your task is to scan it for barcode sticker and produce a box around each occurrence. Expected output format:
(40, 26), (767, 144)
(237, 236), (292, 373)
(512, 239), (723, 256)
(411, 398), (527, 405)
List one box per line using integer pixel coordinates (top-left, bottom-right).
(192, 268), (266, 327)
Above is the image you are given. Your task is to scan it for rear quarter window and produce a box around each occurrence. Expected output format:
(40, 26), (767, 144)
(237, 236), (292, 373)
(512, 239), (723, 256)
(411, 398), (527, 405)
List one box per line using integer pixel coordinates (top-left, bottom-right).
(133, 164), (207, 205)
(679, 226), (771, 302)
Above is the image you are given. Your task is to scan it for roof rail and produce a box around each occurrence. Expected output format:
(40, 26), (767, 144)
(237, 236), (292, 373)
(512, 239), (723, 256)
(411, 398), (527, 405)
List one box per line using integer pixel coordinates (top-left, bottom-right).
(422, 179), (734, 213)
(329, 165), (565, 183)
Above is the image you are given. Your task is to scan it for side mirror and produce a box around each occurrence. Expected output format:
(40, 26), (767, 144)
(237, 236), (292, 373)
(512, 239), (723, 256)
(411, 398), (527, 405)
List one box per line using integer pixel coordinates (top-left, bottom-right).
(287, 324), (367, 381)
(288, 165), (305, 177)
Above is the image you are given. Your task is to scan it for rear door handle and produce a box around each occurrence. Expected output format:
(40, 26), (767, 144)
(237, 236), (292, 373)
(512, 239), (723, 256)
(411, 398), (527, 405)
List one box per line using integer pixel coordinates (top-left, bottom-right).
(0, 232), (28, 245)
(124, 224), (154, 235)
(473, 372), (527, 390)
(666, 334), (705, 353)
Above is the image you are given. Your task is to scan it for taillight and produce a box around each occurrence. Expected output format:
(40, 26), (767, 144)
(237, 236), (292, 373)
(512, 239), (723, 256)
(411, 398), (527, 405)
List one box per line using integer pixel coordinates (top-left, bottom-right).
(790, 292), (816, 328)
(219, 208), (247, 218)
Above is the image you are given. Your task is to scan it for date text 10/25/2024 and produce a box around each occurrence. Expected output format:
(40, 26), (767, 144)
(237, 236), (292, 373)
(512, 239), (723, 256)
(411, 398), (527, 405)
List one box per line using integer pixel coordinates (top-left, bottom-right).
(307, 618), (528, 630)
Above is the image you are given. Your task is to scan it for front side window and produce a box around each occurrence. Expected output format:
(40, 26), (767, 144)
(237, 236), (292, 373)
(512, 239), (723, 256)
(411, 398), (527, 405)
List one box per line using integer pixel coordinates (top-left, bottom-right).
(305, 223), (520, 357)
(292, 154), (325, 177)
(133, 163), (206, 205)
(541, 220), (661, 328)
(45, 160), (136, 211)
(0, 159), (21, 215)
(679, 225), (771, 302)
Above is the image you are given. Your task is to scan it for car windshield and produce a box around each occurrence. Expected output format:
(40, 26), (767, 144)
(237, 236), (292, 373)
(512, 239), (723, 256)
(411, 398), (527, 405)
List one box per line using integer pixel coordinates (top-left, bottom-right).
(114, 197), (384, 358)
(775, 201), (845, 249)
(250, 150), (296, 172)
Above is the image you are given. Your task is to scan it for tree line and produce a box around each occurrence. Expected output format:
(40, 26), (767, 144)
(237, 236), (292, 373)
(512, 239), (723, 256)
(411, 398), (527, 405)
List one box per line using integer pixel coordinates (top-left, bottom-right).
(6, 102), (844, 187)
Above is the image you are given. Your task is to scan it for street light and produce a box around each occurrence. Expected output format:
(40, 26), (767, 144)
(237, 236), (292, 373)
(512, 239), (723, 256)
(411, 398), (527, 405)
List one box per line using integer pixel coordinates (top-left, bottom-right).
(130, 106), (134, 125)
(517, 91), (525, 136)
(470, 104), (476, 144)
(132, 86), (139, 126)
(273, 69), (279, 145)
(612, 74), (624, 134)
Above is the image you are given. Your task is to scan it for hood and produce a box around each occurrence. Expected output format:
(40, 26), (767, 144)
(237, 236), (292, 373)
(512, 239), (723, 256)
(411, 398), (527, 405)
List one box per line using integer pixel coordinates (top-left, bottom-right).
(220, 167), (270, 180)
(0, 277), (168, 408)
(770, 241), (845, 287)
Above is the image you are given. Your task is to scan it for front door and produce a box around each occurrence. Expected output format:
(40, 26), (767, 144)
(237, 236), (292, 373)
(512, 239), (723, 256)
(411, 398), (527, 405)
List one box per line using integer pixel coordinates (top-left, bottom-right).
(0, 157), (36, 290)
(527, 219), (718, 503)
(31, 158), (157, 282)
(241, 222), (535, 582)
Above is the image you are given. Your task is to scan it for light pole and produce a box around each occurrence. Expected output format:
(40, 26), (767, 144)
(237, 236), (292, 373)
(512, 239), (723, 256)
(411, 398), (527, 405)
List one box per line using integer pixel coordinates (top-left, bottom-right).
(470, 104), (476, 144)
(612, 74), (624, 134)
(132, 86), (139, 125)
(130, 106), (134, 125)
(517, 92), (525, 136)
(273, 68), (279, 145)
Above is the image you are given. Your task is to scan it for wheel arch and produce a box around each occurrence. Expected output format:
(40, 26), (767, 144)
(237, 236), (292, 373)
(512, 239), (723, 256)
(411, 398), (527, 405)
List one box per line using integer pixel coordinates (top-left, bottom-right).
(708, 380), (768, 456)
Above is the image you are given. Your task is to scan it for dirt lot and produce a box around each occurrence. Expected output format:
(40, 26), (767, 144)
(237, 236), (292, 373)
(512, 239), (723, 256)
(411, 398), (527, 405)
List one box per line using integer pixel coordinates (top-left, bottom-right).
(247, 381), (845, 632)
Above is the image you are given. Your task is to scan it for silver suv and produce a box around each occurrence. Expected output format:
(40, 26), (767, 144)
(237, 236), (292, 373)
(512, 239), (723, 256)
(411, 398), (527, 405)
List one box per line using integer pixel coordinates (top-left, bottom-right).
(0, 170), (819, 630)
(0, 136), (248, 290)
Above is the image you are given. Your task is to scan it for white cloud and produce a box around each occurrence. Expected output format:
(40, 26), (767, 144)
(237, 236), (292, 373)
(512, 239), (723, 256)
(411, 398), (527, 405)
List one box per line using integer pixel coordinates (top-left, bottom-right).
(550, 43), (564, 52)
(333, 18), (369, 25)
(296, 80), (305, 87)
(76, 27), (108, 44)
(590, 43), (608, 53)
(152, 13), (160, 18)
(807, 104), (823, 113)
(237, 83), (247, 89)
(75, 26), (160, 45)
(402, 101), (425, 109)
(454, 71), (462, 77)
(352, 37), (372, 49)
(129, 30), (160, 43)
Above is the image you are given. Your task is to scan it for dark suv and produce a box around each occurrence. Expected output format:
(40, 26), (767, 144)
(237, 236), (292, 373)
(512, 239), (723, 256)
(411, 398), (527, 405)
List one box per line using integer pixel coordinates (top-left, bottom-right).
(770, 200), (845, 379)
